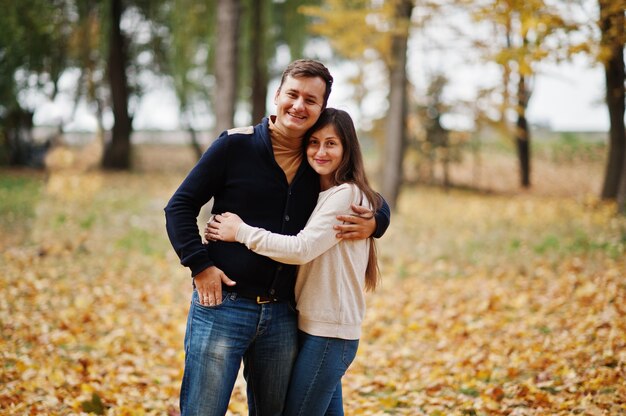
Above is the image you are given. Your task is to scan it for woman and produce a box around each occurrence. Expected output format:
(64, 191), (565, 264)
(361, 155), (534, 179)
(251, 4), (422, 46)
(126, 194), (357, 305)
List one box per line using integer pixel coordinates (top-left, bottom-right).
(208, 108), (381, 416)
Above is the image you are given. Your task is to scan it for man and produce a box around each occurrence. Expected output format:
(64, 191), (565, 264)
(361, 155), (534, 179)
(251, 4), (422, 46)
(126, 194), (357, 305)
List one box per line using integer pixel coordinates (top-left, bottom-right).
(164, 59), (390, 416)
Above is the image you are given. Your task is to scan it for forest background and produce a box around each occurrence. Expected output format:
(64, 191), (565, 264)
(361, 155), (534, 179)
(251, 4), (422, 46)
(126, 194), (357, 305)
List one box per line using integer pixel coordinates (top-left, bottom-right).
(1, 0), (625, 415)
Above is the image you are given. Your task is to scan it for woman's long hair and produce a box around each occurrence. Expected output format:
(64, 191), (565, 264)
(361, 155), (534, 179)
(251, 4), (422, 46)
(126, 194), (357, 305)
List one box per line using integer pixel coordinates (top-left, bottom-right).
(305, 108), (381, 291)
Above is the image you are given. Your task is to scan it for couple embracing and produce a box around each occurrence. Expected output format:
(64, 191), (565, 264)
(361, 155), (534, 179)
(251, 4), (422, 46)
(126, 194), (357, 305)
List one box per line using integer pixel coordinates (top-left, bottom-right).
(165, 59), (391, 416)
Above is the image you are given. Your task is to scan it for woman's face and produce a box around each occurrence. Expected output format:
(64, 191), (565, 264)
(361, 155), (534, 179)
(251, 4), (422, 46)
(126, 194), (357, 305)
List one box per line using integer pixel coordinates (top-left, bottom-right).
(306, 124), (344, 189)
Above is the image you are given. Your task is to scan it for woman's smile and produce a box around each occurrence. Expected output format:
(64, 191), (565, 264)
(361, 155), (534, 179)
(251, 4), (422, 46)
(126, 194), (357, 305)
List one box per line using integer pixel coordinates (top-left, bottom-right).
(306, 125), (344, 190)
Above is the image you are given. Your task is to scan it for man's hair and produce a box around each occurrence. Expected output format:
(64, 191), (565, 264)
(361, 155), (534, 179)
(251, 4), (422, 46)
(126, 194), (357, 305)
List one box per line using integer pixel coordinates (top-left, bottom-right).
(278, 59), (334, 109)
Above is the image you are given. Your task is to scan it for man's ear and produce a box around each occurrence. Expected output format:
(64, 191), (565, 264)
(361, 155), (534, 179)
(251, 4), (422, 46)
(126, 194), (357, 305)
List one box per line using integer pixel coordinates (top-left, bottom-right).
(274, 89), (280, 105)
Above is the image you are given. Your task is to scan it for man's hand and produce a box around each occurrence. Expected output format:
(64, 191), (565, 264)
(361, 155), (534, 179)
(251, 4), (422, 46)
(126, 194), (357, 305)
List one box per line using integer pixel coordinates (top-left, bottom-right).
(194, 266), (236, 306)
(334, 203), (376, 240)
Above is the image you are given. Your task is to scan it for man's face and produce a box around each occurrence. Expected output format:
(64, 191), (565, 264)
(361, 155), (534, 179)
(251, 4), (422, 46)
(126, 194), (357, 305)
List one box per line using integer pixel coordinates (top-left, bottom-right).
(274, 75), (326, 138)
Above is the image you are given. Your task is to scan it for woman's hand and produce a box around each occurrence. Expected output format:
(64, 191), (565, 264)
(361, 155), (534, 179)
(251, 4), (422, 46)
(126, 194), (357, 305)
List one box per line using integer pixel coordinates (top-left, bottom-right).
(205, 212), (243, 242)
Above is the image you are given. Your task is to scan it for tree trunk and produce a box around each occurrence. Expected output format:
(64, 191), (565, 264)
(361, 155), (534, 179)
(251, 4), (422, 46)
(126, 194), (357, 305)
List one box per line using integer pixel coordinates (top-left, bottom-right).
(103, 0), (132, 170)
(380, 0), (412, 210)
(186, 123), (203, 160)
(618, 145), (626, 214)
(2, 108), (35, 166)
(499, 16), (512, 126)
(250, 0), (267, 123)
(214, 0), (241, 134)
(472, 132), (482, 188)
(516, 74), (531, 188)
(441, 138), (450, 190)
(599, 0), (626, 202)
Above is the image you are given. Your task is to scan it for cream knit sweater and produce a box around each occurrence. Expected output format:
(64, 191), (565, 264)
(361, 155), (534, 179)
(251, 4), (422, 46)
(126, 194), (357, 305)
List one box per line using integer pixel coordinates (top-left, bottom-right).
(236, 183), (370, 340)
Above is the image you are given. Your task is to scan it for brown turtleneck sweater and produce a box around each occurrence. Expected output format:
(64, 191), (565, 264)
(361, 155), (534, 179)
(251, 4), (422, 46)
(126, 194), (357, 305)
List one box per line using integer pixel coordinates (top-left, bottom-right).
(268, 116), (303, 184)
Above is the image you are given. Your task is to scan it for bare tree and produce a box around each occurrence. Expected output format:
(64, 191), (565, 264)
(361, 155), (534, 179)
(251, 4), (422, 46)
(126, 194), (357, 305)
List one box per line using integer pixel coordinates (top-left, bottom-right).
(380, 0), (413, 209)
(214, 0), (241, 135)
(102, 0), (133, 170)
(598, 0), (625, 209)
(516, 72), (532, 187)
(250, 0), (268, 123)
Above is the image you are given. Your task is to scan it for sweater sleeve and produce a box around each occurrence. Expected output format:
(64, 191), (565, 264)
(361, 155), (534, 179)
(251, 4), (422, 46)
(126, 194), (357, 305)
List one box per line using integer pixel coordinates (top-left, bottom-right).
(164, 133), (229, 276)
(372, 194), (391, 239)
(235, 184), (357, 265)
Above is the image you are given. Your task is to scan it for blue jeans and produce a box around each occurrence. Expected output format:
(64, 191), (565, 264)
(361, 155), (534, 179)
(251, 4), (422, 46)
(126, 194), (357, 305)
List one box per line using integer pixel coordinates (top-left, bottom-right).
(283, 331), (359, 416)
(180, 290), (298, 416)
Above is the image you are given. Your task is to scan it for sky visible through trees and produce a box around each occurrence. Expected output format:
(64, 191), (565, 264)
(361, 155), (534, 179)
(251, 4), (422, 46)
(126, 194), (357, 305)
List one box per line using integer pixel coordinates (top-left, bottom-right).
(29, 2), (611, 133)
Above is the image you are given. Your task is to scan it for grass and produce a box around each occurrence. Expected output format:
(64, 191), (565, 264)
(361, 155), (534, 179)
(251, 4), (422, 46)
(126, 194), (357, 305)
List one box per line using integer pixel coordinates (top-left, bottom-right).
(0, 173), (44, 221)
(378, 186), (624, 283)
(0, 173), (45, 248)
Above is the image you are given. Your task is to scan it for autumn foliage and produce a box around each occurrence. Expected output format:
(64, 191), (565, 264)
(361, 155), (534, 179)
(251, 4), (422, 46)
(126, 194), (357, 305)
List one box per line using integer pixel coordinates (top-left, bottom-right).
(1, 144), (625, 415)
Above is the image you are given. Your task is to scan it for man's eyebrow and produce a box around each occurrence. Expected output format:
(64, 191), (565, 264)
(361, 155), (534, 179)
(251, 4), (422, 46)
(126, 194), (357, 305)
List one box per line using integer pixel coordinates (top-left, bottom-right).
(285, 88), (321, 101)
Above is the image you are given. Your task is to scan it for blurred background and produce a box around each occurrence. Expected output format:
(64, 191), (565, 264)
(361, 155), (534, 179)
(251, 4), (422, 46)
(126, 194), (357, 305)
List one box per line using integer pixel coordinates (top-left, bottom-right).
(1, 0), (625, 210)
(1, 1), (625, 414)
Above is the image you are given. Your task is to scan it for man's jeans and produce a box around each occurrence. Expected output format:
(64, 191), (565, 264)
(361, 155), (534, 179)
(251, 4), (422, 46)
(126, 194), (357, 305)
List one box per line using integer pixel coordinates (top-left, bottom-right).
(283, 331), (359, 416)
(180, 290), (298, 416)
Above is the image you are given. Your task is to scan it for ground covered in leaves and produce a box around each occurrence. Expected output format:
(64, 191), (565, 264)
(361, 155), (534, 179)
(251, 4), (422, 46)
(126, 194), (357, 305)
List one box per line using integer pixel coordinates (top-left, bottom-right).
(1, 144), (625, 415)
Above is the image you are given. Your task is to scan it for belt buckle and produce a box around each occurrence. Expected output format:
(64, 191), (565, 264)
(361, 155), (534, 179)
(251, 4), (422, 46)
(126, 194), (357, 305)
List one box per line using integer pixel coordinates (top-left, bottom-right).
(256, 296), (271, 304)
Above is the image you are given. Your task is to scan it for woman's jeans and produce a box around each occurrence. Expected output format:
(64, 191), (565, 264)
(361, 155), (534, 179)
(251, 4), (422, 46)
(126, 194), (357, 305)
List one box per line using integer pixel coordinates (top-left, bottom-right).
(283, 331), (359, 416)
(180, 290), (298, 416)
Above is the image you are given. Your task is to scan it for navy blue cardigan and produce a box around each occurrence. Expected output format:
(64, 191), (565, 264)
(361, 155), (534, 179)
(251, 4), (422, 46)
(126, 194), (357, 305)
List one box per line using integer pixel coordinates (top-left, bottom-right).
(164, 118), (390, 301)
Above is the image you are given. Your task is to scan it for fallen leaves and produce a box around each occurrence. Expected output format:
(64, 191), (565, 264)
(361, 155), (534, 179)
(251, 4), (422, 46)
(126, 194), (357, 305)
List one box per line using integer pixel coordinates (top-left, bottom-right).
(341, 190), (626, 415)
(1, 170), (625, 415)
(1, 172), (188, 415)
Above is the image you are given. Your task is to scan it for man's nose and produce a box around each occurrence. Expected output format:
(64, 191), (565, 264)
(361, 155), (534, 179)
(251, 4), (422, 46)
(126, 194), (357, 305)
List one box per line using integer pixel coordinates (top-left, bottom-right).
(292, 97), (305, 110)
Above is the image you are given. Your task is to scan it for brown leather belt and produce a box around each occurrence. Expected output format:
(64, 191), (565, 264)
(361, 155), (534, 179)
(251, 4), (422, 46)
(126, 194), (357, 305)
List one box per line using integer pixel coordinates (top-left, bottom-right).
(255, 296), (279, 304)
(238, 294), (280, 304)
